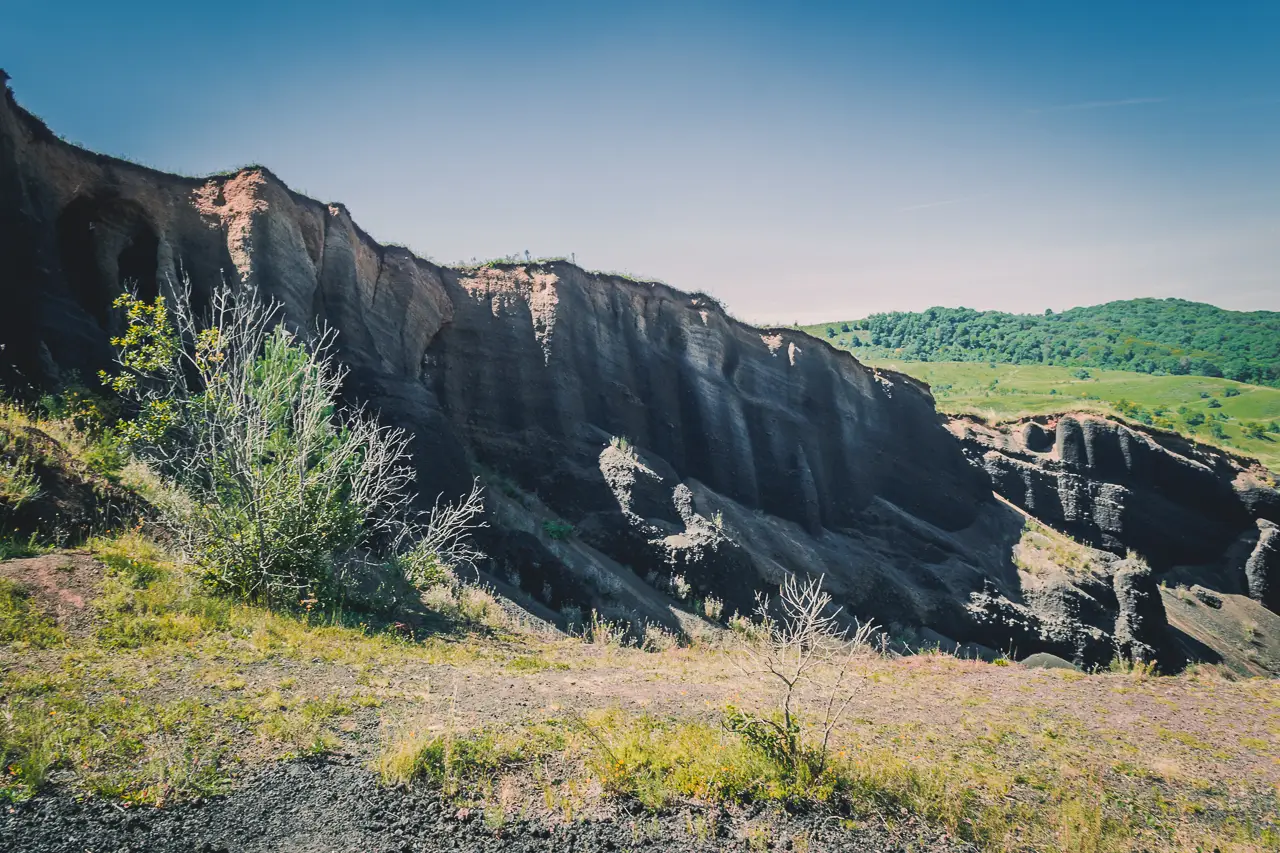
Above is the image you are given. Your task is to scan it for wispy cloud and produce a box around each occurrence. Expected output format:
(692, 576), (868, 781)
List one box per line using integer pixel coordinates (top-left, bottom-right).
(1027, 97), (1168, 115)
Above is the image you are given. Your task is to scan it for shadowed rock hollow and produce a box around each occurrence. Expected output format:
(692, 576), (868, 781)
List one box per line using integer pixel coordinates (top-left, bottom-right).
(2, 76), (1277, 669)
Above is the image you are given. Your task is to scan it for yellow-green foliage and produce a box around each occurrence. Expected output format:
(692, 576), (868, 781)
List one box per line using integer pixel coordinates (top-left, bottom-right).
(555, 708), (1277, 852)
(0, 418), (43, 517)
(0, 579), (63, 649)
(92, 532), (234, 648)
(505, 654), (569, 673)
(582, 710), (792, 809)
(0, 531), (488, 806)
(85, 531), (468, 664)
(1014, 519), (1102, 576)
(1, 397), (131, 488)
(0, 672), (229, 805)
(378, 721), (568, 794)
(0, 456), (40, 508)
(576, 710), (1005, 838)
(227, 691), (353, 758)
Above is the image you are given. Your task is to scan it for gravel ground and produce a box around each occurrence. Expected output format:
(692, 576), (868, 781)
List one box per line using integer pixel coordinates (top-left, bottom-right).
(1, 757), (975, 853)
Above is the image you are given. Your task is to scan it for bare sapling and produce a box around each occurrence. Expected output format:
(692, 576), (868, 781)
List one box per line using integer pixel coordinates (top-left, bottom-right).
(729, 573), (877, 778)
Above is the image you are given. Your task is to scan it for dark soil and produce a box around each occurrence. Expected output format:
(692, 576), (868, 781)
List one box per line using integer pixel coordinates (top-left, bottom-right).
(1, 757), (975, 853)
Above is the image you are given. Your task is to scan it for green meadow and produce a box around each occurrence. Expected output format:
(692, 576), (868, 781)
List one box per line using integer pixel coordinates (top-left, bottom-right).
(856, 357), (1280, 470)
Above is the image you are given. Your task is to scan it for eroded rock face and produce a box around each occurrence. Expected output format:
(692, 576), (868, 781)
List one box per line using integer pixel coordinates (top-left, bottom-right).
(1246, 521), (1280, 612)
(1111, 559), (1171, 666)
(1, 78), (1268, 667)
(950, 415), (1280, 577)
(0, 79), (1005, 634)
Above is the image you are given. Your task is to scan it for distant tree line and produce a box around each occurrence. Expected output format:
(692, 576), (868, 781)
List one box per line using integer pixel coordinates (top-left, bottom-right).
(830, 299), (1280, 387)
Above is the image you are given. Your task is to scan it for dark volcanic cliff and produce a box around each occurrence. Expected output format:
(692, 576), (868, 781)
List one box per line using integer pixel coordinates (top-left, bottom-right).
(3, 77), (1277, 669)
(950, 414), (1280, 601)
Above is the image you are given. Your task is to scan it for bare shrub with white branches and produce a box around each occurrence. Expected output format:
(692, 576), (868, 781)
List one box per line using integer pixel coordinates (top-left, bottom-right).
(394, 483), (487, 589)
(106, 277), (483, 606)
(728, 573), (878, 778)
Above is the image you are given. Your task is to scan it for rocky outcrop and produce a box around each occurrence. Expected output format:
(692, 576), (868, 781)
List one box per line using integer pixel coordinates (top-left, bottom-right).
(0, 77), (1003, 639)
(1, 76), (1273, 668)
(1111, 559), (1170, 665)
(950, 414), (1280, 587)
(1246, 520), (1280, 611)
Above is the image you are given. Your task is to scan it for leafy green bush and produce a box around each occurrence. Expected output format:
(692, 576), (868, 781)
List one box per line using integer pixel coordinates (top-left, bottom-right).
(542, 520), (574, 540)
(1243, 421), (1269, 440)
(105, 280), (481, 608)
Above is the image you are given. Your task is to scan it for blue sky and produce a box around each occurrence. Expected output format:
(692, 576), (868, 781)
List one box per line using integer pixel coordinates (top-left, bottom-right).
(3, 1), (1278, 321)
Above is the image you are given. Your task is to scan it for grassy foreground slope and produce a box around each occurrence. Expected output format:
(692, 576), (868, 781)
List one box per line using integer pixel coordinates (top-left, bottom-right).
(856, 359), (1280, 470)
(3, 407), (1280, 852)
(3, 531), (1280, 852)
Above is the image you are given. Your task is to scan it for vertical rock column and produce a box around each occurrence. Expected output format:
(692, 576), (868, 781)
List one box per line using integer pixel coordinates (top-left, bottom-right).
(1246, 520), (1280, 612)
(1112, 559), (1169, 666)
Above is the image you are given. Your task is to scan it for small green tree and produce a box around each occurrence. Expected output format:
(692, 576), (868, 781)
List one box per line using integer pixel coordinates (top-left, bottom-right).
(106, 278), (482, 606)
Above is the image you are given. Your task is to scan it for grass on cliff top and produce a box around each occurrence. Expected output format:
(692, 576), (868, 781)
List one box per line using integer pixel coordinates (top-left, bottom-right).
(844, 357), (1280, 469)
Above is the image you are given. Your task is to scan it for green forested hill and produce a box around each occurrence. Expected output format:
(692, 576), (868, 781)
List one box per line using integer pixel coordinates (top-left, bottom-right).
(803, 298), (1280, 387)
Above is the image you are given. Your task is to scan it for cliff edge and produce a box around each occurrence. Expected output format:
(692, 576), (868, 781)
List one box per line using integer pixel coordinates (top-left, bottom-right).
(2, 76), (1275, 669)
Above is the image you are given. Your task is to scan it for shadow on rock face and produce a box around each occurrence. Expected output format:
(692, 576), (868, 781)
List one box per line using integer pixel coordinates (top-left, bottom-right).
(56, 193), (160, 330)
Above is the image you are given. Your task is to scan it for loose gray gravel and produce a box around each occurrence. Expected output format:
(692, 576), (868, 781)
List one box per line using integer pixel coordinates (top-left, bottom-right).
(0, 756), (976, 852)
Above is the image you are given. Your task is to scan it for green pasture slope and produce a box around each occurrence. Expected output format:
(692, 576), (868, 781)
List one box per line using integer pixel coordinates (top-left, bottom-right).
(795, 298), (1280, 468)
(795, 320), (1280, 469)
(870, 360), (1280, 469)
